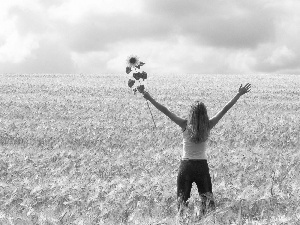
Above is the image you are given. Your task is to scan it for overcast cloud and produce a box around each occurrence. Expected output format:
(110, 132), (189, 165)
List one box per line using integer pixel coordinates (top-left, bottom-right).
(0, 0), (299, 74)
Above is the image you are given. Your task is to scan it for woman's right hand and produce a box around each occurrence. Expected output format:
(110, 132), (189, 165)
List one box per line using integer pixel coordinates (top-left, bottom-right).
(143, 91), (152, 101)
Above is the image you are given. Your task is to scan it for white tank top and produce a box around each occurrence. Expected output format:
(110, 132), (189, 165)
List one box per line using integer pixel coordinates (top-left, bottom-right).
(182, 128), (208, 160)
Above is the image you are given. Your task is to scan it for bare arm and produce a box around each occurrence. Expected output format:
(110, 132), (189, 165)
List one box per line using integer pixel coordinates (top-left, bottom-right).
(209, 83), (251, 129)
(143, 92), (186, 129)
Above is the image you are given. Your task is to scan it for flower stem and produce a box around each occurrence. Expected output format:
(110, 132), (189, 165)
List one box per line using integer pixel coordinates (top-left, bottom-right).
(146, 100), (156, 128)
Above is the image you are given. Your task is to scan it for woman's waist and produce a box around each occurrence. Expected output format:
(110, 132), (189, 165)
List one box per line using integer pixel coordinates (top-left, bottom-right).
(183, 139), (207, 146)
(181, 158), (207, 162)
(179, 158), (209, 172)
(182, 145), (207, 154)
(182, 140), (207, 159)
(181, 150), (207, 160)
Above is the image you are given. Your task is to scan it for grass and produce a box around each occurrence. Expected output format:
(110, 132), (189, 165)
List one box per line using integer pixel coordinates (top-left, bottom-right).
(0, 73), (299, 224)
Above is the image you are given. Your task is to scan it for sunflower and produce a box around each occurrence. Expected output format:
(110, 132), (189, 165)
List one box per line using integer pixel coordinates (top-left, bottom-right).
(128, 79), (135, 88)
(127, 55), (140, 68)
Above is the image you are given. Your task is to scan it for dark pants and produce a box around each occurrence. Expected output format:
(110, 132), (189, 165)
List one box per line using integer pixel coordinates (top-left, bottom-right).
(177, 159), (215, 212)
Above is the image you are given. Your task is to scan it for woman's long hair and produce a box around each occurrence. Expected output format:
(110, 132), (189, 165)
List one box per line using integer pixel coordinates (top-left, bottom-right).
(186, 101), (210, 143)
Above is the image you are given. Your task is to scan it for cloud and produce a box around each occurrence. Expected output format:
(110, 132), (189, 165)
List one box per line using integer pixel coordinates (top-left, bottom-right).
(0, 1), (75, 73)
(250, 0), (300, 73)
(8, 6), (49, 35)
(57, 12), (173, 53)
(0, 38), (75, 74)
(0, 0), (300, 74)
(71, 51), (113, 74)
(253, 45), (300, 73)
(145, 0), (277, 49)
(37, 0), (63, 8)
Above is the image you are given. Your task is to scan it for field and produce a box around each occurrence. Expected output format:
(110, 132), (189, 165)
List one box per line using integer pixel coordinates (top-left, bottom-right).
(0, 73), (299, 224)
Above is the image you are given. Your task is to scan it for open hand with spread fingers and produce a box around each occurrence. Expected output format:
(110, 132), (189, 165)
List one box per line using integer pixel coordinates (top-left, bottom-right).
(238, 83), (251, 96)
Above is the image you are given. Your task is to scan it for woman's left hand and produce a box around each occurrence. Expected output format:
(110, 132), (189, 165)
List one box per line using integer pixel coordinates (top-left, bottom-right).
(238, 83), (251, 95)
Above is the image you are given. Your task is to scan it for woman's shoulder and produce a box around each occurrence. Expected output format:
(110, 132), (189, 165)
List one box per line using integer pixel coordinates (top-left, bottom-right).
(181, 120), (188, 132)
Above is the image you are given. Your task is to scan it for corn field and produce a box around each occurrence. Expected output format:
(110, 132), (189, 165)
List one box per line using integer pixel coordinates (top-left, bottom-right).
(0, 73), (299, 224)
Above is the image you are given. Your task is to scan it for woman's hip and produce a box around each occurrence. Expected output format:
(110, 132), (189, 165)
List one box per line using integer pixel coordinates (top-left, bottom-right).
(178, 159), (210, 174)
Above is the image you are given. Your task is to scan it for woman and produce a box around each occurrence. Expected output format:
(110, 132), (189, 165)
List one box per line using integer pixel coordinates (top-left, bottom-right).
(143, 83), (251, 214)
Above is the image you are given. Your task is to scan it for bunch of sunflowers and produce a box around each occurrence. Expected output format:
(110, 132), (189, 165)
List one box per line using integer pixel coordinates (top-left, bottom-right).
(126, 56), (147, 95)
(126, 56), (156, 128)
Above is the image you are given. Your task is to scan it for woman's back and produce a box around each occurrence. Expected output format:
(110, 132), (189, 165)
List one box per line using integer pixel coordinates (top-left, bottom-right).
(182, 128), (208, 160)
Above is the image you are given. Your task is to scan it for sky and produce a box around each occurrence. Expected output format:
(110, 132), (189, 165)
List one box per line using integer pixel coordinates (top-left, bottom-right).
(0, 0), (300, 75)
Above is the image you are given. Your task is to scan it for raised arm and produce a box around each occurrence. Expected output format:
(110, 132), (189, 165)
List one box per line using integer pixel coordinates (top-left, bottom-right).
(143, 91), (186, 129)
(209, 83), (251, 129)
